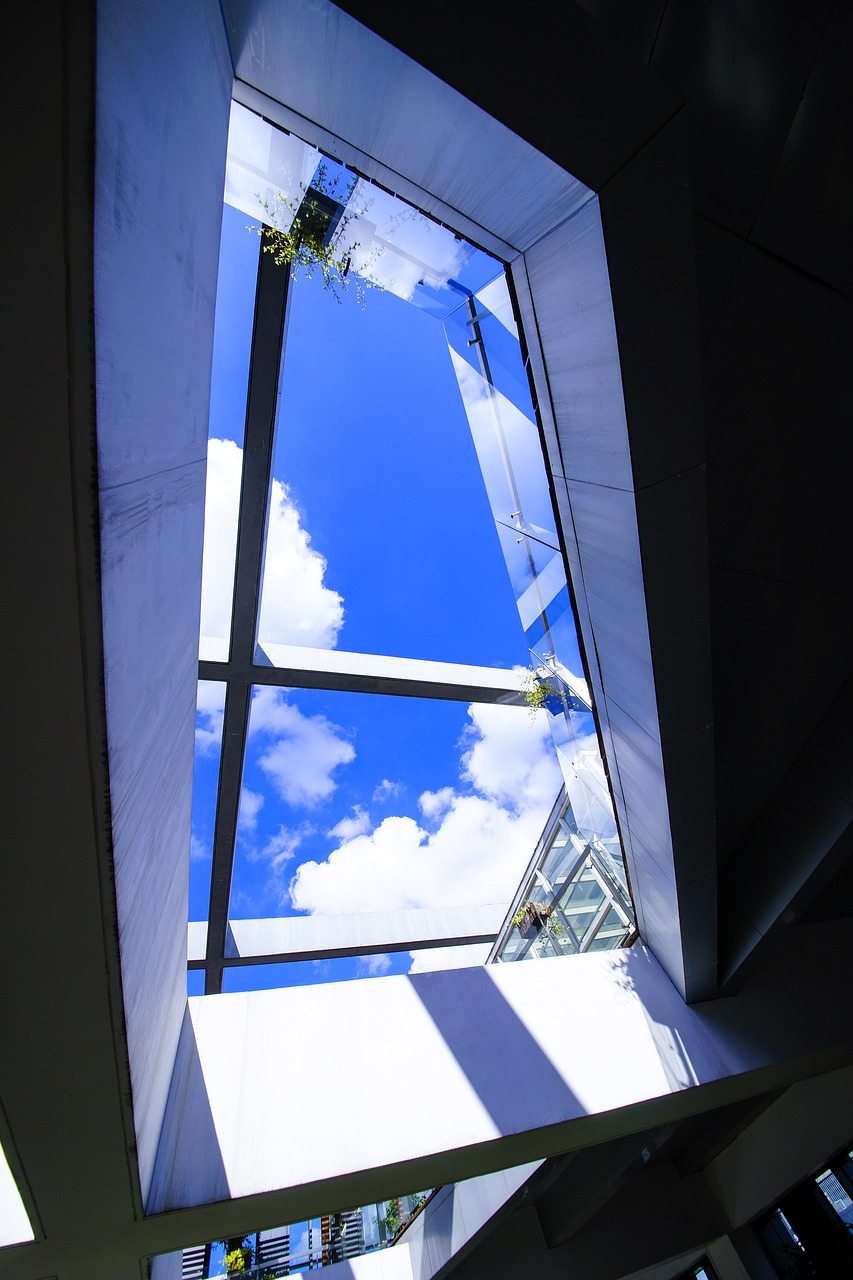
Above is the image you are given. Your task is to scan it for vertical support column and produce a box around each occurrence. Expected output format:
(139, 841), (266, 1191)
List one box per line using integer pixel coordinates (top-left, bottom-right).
(204, 238), (292, 994)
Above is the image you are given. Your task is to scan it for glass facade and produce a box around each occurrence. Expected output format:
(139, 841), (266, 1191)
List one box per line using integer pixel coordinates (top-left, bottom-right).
(443, 275), (627, 898)
(491, 788), (634, 962)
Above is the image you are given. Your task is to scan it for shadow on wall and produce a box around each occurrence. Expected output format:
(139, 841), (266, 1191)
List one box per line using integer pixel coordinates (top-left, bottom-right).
(147, 1005), (230, 1214)
(408, 965), (583, 1135)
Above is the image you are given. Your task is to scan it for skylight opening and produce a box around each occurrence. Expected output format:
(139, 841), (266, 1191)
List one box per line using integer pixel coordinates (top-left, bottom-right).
(190, 99), (633, 996)
(190, 679), (226, 922)
(254, 261), (526, 666)
(224, 684), (562, 929)
(0, 1135), (33, 1249)
(199, 205), (261, 661)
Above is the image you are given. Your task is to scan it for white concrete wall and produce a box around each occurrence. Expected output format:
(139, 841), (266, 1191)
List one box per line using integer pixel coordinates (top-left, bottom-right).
(149, 924), (853, 1216)
(94, 0), (232, 1202)
(402, 1163), (540, 1280)
(215, 0), (712, 1002)
(516, 185), (714, 1001)
(221, 0), (591, 255)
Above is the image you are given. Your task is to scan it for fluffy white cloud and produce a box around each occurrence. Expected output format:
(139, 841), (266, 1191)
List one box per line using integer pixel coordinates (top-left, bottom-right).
(195, 680), (226, 756)
(289, 703), (561, 918)
(418, 786), (454, 821)
(327, 805), (371, 842)
(200, 438), (344, 648)
(238, 787), (264, 833)
(256, 824), (309, 873)
(461, 702), (559, 810)
(258, 475), (344, 648)
(372, 778), (402, 804)
(249, 686), (355, 808)
(190, 831), (210, 862)
(237, 822), (316, 913)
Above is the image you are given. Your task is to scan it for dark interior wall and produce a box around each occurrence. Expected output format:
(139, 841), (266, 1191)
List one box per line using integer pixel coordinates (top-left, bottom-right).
(335, 0), (853, 988)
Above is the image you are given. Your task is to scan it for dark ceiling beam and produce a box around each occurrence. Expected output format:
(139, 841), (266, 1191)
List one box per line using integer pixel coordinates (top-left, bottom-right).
(199, 654), (527, 705)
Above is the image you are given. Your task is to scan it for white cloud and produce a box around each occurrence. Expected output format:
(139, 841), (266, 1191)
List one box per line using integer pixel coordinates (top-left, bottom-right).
(418, 786), (454, 822)
(258, 475), (344, 648)
(195, 680), (226, 756)
(190, 831), (210, 862)
(357, 954), (392, 977)
(372, 778), (402, 803)
(461, 702), (559, 810)
(200, 438), (344, 648)
(241, 822), (314, 912)
(249, 686), (355, 808)
(328, 805), (371, 842)
(289, 703), (561, 916)
(257, 824), (308, 872)
(238, 787), (264, 833)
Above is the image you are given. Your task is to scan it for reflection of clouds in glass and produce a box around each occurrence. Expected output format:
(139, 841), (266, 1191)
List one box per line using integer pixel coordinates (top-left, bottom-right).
(249, 687), (355, 809)
(447, 348), (554, 534)
(342, 184), (471, 303)
(546, 700), (617, 846)
(562, 729), (617, 844)
(289, 702), (560, 915)
(224, 100), (318, 222)
(475, 275), (519, 338)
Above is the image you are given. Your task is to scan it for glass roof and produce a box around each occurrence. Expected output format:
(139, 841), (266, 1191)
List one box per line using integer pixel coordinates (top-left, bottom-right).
(191, 101), (630, 996)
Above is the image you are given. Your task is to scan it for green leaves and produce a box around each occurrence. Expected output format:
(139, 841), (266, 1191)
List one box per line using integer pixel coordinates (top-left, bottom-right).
(251, 164), (382, 307)
(521, 666), (561, 719)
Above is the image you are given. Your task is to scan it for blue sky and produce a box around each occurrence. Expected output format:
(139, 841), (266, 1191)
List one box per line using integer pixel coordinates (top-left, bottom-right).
(190, 174), (563, 992)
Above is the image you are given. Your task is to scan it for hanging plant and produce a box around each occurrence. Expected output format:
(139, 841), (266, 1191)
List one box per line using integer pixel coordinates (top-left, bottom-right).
(252, 163), (383, 307)
(511, 901), (553, 934)
(521, 666), (562, 720)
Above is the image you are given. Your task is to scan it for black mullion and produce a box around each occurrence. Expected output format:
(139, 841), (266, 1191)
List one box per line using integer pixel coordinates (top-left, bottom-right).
(203, 679), (251, 994)
(229, 244), (292, 665)
(203, 244), (292, 994)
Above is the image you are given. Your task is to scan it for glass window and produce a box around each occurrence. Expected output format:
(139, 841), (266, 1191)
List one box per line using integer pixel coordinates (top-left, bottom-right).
(227, 685), (560, 928)
(199, 206), (261, 661)
(190, 680), (226, 921)
(255, 234), (525, 668)
(817, 1169), (853, 1227)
